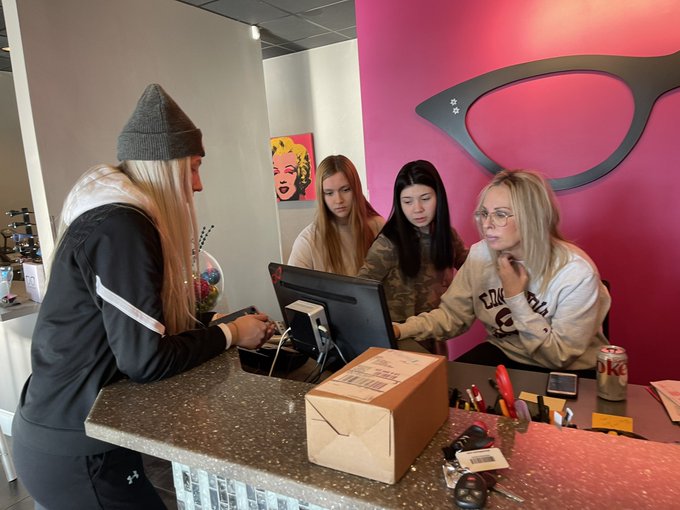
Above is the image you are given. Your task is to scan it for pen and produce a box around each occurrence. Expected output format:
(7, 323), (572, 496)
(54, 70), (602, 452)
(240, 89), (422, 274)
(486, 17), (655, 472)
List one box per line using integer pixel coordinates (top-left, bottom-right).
(537, 395), (549, 423)
(449, 388), (461, 408)
(471, 384), (487, 413)
(466, 388), (479, 412)
(498, 398), (511, 418)
(488, 378), (499, 392)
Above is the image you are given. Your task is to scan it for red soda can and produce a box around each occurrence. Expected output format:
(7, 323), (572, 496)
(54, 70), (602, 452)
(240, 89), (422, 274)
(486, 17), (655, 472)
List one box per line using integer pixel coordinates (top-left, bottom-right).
(596, 346), (628, 401)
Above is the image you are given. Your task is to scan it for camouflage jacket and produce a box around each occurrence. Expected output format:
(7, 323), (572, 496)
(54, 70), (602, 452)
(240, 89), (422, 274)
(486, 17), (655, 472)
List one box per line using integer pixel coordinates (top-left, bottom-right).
(357, 229), (468, 322)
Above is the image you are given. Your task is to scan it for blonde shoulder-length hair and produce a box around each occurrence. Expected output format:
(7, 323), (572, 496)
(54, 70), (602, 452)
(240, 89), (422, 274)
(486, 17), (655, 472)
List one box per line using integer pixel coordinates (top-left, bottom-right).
(314, 155), (380, 275)
(477, 169), (570, 292)
(121, 158), (199, 334)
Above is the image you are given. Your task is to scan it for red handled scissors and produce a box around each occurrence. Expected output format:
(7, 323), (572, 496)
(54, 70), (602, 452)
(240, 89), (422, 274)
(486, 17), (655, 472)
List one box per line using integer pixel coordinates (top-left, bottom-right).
(495, 365), (518, 419)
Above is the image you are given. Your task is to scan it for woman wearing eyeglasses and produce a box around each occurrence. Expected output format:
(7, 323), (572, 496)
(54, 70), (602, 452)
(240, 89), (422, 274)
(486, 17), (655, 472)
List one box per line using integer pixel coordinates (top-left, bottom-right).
(393, 169), (610, 372)
(357, 160), (467, 353)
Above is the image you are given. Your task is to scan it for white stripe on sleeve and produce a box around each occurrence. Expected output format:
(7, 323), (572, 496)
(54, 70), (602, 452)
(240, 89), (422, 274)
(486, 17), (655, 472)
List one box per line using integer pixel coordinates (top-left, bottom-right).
(95, 275), (166, 335)
(217, 323), (232, 349)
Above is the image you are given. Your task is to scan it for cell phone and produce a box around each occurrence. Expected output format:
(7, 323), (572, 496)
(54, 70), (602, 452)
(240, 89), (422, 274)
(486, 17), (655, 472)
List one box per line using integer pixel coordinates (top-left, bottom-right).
(546, 372), (578, 398)
(209, 305), (258, 326)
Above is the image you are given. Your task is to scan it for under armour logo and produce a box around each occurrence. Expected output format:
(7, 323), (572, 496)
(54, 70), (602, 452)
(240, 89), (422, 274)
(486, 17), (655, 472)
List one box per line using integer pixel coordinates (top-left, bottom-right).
(127, 470), (139, 485)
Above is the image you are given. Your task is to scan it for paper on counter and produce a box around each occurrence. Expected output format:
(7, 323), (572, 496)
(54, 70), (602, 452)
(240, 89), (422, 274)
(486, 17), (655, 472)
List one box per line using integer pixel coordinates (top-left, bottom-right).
(650, 381), (680, 422)
(651, 380), (680, 407)
(655, 389), (680, 422)
(518, 391), (566, 413)
(592, 412), (634, 432)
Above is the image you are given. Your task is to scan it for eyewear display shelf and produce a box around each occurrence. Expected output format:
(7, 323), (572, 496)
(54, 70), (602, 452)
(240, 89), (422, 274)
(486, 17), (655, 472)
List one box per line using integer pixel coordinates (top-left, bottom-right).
(86, 349), (680, 510)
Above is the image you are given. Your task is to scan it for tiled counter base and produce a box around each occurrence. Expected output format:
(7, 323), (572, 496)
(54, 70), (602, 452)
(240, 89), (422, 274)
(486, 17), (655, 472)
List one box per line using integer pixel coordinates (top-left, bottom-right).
(172, 462), (326, 510)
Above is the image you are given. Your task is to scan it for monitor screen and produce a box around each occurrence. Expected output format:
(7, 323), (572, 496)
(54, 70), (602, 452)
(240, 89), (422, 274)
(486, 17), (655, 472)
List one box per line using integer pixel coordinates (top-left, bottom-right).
(268, 262), (396, 364)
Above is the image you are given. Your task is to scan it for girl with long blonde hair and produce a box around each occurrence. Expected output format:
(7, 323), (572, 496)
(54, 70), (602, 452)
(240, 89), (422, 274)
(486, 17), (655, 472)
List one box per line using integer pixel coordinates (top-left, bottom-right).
(13, 84), (274, 509)
(288, 155), (384, 275)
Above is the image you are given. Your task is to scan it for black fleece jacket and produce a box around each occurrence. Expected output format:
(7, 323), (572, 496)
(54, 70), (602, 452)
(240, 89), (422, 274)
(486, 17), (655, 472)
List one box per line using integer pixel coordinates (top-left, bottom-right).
(13, 204), (226, 456)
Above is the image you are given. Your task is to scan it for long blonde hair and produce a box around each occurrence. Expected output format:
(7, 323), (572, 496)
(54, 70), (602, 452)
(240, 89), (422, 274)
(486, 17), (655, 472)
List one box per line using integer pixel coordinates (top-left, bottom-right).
(477, 169), (570, 292)
(314, 155), (380, 275)
(122, 158), (198, 334)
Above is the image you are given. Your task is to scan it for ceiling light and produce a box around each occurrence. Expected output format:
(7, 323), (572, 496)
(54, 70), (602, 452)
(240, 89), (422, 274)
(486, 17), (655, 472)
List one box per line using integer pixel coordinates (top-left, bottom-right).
(250, 26), (260, 40)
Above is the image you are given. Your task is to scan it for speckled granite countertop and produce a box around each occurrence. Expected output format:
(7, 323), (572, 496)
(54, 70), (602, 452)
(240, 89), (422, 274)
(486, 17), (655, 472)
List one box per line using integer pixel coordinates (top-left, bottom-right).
(85, 349), (680, 509)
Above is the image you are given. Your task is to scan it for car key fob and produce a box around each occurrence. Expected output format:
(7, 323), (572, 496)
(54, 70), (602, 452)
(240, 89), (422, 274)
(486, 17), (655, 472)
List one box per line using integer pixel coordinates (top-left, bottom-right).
(442, 421), (494, 461)
(454, 472), (488, 509)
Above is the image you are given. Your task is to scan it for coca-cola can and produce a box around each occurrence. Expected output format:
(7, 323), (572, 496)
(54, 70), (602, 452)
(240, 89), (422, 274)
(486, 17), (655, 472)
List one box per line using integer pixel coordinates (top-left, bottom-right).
(596, 345), (628, 401)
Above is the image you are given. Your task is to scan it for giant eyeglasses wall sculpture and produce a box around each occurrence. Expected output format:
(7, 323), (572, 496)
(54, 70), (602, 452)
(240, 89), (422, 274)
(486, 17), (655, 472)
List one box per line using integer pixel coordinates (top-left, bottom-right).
(416, 50), (680, 191)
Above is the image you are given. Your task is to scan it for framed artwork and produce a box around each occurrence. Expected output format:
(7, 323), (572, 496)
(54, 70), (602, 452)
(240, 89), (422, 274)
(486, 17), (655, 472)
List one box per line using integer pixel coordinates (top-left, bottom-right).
(271, 133), (316, 202)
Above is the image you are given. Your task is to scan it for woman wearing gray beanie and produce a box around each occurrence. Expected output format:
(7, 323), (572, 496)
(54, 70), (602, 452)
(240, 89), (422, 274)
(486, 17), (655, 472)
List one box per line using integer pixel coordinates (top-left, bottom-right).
(11, 84), (275, 509)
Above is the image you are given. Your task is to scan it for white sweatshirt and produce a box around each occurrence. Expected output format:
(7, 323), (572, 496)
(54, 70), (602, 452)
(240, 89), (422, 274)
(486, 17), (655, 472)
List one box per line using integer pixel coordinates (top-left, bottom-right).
(398, 240), (611, 370)
(288, 215), (385, 275)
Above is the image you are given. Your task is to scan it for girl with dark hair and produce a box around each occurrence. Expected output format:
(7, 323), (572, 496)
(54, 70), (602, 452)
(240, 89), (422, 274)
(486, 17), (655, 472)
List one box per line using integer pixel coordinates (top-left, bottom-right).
(358, 160), (467, 348)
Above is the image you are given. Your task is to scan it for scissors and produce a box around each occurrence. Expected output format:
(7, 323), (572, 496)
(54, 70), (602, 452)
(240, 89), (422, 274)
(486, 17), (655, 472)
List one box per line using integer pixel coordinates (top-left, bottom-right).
(495, 365), (518, 419)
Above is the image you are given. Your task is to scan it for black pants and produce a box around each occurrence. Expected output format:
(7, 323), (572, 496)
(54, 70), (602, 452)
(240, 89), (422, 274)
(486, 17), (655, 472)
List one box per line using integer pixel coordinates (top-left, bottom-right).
(12, 439), (166, 510)
(455, 342), (597, 379)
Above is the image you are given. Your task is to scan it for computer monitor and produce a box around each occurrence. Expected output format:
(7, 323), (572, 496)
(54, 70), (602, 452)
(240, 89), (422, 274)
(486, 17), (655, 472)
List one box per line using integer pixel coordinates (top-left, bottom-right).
(268, 262), (397, 365)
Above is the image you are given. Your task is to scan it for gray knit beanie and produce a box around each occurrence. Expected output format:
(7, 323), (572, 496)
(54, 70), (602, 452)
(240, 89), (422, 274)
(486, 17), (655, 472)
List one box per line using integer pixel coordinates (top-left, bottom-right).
(117, 83), (204, 161)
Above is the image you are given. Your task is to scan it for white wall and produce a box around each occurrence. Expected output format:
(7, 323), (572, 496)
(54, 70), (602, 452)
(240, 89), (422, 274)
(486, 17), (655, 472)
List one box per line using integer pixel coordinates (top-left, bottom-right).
(0, 72), (32, 223)
(0, 311), (35, 434)
(264, 40), (366, 262)
(3, 0), (281, 315)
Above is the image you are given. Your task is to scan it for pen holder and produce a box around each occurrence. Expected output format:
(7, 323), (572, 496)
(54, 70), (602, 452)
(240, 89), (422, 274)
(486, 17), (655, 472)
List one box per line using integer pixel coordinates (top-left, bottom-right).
(450, 385), (577, 428)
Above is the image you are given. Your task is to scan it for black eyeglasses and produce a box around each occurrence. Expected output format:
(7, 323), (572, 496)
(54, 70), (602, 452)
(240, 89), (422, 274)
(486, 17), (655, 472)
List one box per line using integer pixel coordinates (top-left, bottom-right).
(416, 50), (680, 191)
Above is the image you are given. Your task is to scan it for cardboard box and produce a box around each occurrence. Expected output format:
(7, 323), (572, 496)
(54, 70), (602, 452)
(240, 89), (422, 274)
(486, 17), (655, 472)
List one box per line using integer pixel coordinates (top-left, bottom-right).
(22, 261), (46, 303)
(305, 347), (448, 484)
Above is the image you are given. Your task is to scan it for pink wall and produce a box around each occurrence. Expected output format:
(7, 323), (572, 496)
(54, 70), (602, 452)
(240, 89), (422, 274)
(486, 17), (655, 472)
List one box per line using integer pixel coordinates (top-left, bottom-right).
(356, 0), (680, 384)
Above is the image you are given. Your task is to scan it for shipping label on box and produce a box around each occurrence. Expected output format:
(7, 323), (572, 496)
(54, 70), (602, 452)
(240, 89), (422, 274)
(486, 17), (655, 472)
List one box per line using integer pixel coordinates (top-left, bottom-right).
(317, 349), (439, 402)
(305, 347), (448, 484)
